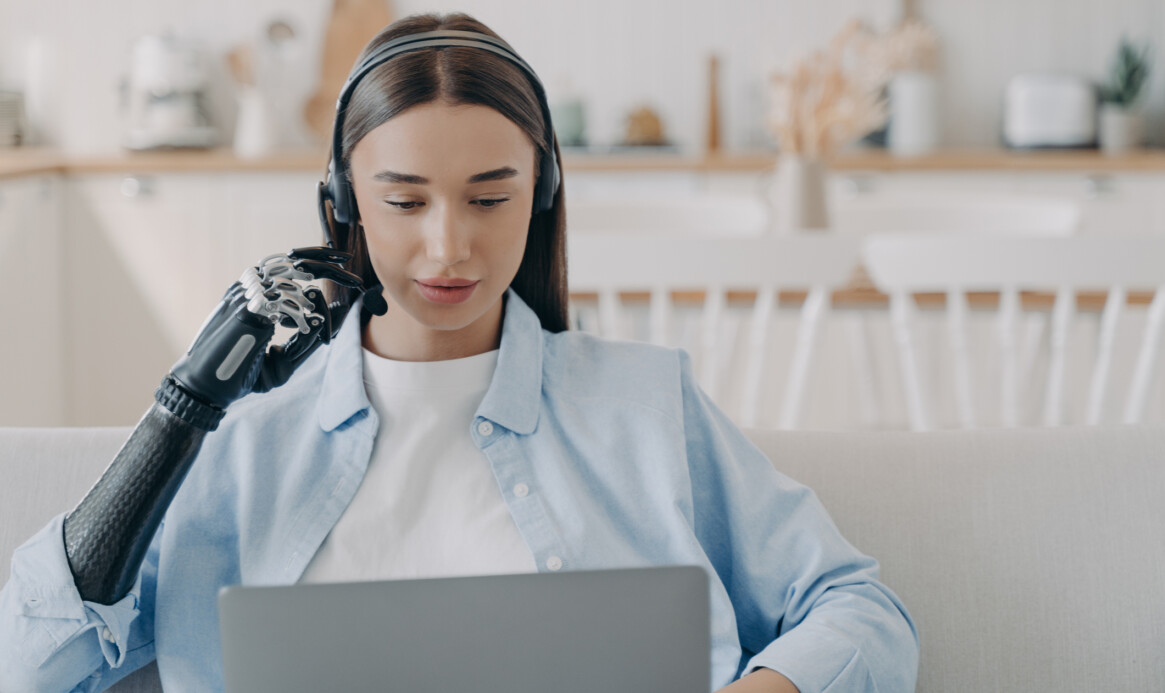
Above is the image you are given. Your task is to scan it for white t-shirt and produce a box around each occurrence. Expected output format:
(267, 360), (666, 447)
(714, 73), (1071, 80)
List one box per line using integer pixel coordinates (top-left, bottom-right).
(299, 345), (538, 583)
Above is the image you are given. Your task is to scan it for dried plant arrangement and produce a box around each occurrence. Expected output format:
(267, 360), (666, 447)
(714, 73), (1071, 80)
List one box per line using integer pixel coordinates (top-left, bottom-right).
(882, 18), (940, 73)
(765, 20), (892, 159)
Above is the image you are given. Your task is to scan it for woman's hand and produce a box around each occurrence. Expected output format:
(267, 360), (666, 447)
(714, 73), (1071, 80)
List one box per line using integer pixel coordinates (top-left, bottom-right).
(715, 667), (800, 693)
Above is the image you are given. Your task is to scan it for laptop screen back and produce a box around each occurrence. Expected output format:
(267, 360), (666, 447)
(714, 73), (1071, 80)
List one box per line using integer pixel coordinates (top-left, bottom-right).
(218, 565), (711, 693)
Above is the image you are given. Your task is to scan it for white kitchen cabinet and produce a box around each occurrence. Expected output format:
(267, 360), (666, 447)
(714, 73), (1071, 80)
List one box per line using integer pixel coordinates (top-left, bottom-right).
(1014, 172), (1165, 236)
(67, 173), (224, 354)
(219, 172), (330, 268)
(0, 174), (66, 426)
(64, 173), (221, 425)
(62, 171), (333, 426)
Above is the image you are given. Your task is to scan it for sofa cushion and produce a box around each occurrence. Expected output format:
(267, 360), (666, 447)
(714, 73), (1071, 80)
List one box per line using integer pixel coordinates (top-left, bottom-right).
(749, 424), (1165, 692)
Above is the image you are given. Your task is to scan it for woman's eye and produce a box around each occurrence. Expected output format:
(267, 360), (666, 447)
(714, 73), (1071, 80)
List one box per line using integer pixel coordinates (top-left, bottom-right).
(386, 200), (422, 210)
(384, 198), (509, 211)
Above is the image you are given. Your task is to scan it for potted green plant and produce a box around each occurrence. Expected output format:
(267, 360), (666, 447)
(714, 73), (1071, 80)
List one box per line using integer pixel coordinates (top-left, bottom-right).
(1098, 37), (1152, 155)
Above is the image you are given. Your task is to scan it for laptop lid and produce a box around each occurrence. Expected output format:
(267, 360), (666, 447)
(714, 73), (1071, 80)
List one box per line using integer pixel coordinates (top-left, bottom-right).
(218, 565), (711, 693)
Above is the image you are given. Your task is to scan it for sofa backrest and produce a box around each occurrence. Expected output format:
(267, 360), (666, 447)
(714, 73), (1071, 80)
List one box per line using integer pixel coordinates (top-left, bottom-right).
(2, 425), (1163, 692)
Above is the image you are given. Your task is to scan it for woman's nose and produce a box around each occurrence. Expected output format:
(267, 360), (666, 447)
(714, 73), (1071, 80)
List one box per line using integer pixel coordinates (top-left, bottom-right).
(424, 204), (472, 266)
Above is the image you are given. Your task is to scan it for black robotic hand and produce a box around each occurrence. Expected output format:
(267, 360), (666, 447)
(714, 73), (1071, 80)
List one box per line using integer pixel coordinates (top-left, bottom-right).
(163, 246), (369, 425)
(63, 247), (381, 605)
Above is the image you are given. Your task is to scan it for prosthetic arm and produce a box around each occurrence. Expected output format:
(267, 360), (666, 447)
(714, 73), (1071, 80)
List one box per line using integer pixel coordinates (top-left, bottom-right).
(61, 247), (382, 605)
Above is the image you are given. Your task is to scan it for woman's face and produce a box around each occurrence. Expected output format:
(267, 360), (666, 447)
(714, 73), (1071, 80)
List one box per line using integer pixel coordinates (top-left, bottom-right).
(348, 100), (538, 359)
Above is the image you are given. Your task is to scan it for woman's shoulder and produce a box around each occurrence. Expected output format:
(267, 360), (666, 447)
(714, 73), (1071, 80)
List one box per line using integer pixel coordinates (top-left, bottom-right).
(543, 327), (682, 371)
(541, 329), (687, 416)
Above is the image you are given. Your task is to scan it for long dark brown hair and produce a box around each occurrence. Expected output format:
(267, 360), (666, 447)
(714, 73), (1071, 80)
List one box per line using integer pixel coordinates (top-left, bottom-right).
(320, 12), (570, 333)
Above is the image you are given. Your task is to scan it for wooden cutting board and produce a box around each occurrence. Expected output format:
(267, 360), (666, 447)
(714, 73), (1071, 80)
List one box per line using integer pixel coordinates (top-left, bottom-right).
(304, 0), (395, 143)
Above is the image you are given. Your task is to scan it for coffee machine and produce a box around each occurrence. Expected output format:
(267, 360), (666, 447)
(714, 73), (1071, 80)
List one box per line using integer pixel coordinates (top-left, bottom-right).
(121, 31), (217, 150)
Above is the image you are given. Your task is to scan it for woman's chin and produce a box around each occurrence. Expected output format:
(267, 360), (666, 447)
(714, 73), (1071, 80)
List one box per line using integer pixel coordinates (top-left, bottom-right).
(404, 299), (482, 331)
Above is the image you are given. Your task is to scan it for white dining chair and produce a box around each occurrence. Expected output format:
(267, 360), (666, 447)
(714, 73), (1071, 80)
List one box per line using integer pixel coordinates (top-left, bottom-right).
(567, 192), (768, 236)
(831, 190), (1082, 429)
(863, 234), (1165, 431)
(567, 232), (862, 430)
(832, 191), (1082, 236)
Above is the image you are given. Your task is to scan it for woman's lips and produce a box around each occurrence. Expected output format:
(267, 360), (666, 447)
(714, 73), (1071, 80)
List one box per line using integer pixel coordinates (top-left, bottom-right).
(417, 277), (477, 287)
(415, 279), (480, 304)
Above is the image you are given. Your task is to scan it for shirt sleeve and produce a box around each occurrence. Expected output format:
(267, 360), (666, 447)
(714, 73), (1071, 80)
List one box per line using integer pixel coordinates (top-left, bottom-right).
(676, 348), (919, 693)
(0, 511), (160, 693)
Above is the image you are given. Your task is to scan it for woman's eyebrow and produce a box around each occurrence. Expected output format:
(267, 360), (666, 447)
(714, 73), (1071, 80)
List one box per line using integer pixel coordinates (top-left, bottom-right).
(372, 166), (520, 185)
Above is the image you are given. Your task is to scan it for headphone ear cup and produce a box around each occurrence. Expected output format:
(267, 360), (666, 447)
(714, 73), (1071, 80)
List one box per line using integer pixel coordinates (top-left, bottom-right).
(331, 176), (350, 225)
(317, 180), (338, 248)
(535, 149), (560, 214)
(345, 183), (359, 225)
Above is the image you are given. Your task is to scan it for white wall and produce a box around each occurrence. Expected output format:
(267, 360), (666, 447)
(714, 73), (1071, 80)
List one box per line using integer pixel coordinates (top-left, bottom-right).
(0, 0), (1162, 154)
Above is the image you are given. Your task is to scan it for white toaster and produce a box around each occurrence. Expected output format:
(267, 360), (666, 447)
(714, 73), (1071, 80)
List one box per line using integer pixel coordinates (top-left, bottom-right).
(1003, 72), (1098, 148)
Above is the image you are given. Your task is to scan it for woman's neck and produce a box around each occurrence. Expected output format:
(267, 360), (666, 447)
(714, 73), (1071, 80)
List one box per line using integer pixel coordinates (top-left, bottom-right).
(360, 295), (504, 362)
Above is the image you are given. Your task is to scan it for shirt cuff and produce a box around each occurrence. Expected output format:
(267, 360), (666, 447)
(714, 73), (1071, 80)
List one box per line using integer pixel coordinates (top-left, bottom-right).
(84, 571), (143, 668)
(743, 622), (871, 693)
(6, 512), (143, 669)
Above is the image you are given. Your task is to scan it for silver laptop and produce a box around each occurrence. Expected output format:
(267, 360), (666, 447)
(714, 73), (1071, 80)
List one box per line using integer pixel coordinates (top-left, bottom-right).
(218, 565), (711, 693)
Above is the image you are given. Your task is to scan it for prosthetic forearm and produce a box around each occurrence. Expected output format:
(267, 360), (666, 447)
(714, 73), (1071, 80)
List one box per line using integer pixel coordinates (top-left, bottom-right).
(63, 398), (210, 604)
(61, 248), (379, 605)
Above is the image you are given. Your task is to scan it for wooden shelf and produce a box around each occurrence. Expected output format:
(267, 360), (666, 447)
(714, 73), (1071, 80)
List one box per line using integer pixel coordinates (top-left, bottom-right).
(569, 287), (1158, 312)
(5, 145), (1165, 180)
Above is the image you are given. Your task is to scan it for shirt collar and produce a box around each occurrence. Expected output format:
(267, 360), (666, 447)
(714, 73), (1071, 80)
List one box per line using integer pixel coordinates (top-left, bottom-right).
(317, 286), (544, 434)
(475, 287), (544, 435)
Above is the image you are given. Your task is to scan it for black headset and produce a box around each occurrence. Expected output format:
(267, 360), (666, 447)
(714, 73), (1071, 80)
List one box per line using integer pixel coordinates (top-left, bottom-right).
(316, 29), (562, 250)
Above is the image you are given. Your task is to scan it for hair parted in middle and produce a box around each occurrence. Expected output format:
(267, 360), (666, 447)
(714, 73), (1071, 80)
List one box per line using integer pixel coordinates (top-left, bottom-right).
(320, 11), (570, 334)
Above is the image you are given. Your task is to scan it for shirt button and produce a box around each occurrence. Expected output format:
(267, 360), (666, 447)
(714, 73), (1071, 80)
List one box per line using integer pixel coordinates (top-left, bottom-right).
(102, 627), (115, 642)
(546, 556), (563, 571)
(477, 420), (494, 437)
(513, 483), (529, 498)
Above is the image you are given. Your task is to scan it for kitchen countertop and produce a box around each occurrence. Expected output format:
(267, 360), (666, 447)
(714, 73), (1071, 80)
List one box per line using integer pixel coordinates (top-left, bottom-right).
(4, 145), (1165, 179)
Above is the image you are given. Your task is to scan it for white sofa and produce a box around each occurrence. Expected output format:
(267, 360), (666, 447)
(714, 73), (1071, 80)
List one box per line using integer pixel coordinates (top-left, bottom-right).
(3, 424), (1163, 692)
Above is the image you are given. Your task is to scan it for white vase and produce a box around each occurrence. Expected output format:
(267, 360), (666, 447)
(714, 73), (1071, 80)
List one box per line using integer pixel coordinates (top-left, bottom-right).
(767, 155), (829, 232)
(1099, 104), (1142, 155)
(888, 70), (940, 157)
(233, 86), (277, 159)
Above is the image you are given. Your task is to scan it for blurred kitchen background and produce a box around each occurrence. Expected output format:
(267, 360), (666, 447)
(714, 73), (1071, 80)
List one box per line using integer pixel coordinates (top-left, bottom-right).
(3, 0), (1165, 433)
(2, 0), (1163, 152)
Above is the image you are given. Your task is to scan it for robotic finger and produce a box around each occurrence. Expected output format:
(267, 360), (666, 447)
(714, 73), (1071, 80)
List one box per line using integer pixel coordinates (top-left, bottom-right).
(239, 256), (325, 335)
(252, 286), (333, 393)
(287, 246), (353, 264)
(291, 258), (364, 288)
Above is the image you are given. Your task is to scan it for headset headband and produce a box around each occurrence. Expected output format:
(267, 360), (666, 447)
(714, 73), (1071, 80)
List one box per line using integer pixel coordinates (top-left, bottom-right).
(332, 31), (547, 172)
(321, 28), (560, 236)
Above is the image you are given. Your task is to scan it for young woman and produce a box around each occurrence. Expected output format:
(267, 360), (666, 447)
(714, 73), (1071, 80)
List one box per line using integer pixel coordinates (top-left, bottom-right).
(0, 12), (918, 693)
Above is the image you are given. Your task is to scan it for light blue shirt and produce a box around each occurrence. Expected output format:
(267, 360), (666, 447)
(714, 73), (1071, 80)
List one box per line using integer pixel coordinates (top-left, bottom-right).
(1, 287), (918, 693)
